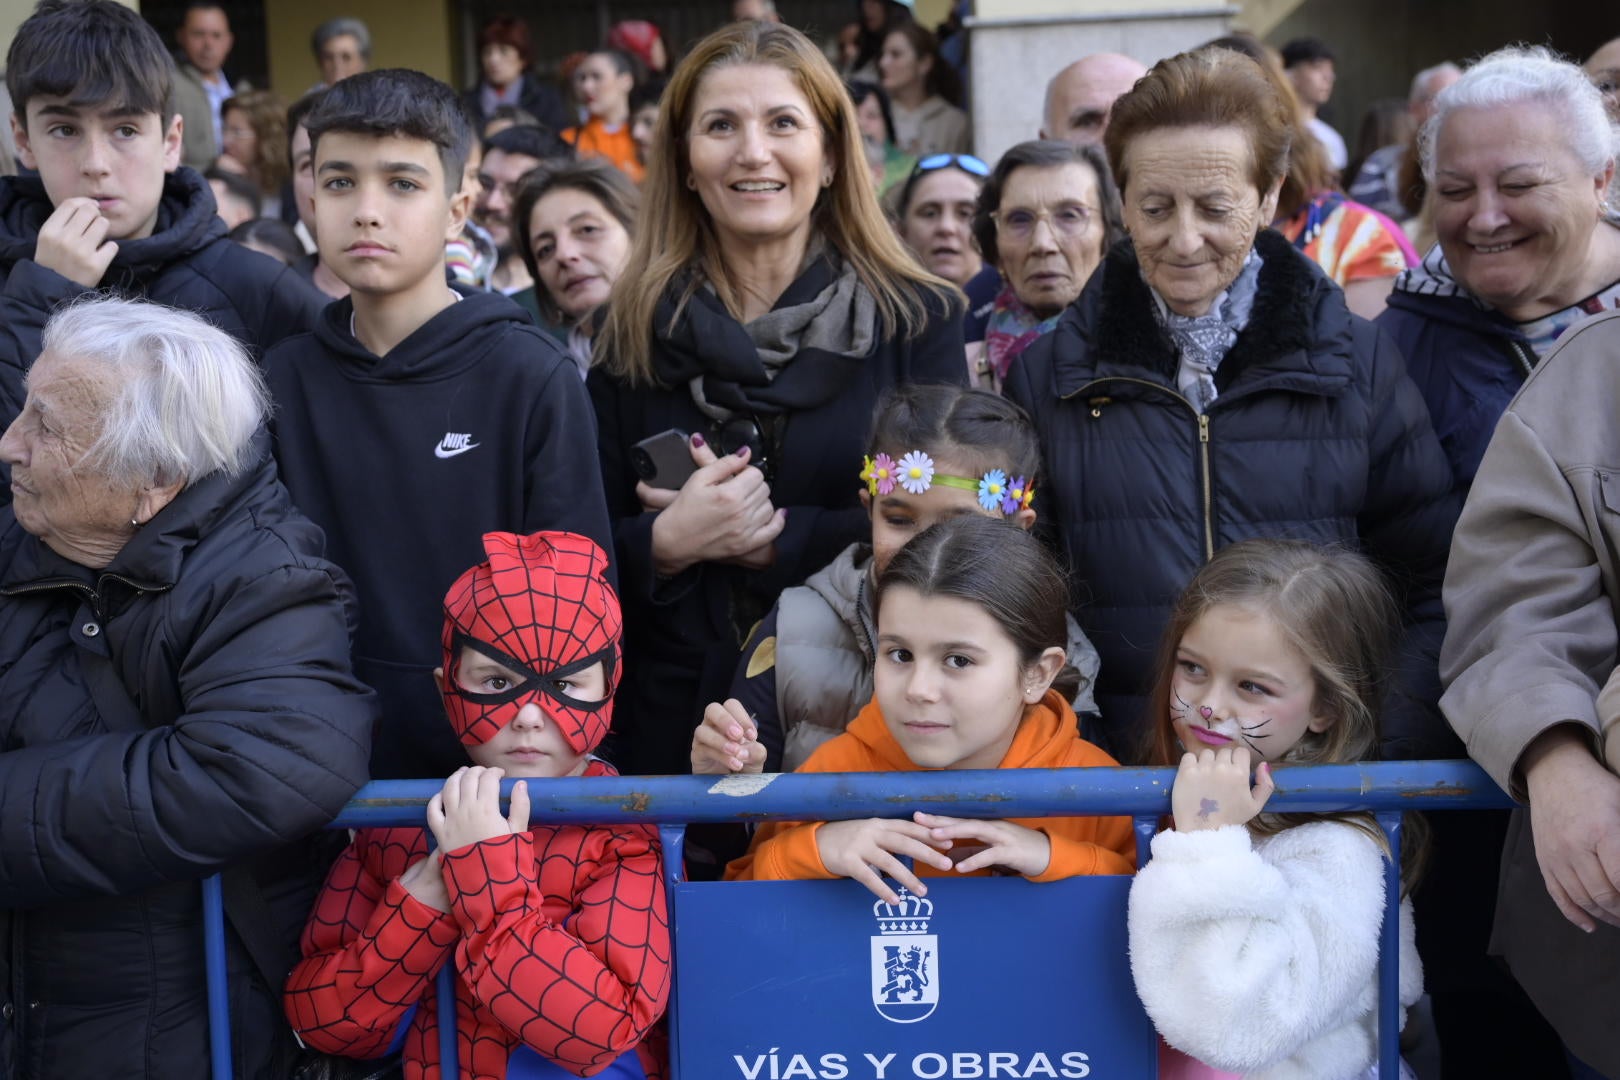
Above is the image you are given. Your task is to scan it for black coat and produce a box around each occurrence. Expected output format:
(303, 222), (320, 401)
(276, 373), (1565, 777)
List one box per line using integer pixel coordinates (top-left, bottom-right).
(0, 449), (376, 1078)
(587, 262), (966, 775)
(0, 168), (326, 432)
(1005, 230), (1460, 760)
(461, 74), (574, 136)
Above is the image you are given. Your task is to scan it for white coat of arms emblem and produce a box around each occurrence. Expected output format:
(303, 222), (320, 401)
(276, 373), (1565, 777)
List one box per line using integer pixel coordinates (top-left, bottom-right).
(870, 887), (938, 1023)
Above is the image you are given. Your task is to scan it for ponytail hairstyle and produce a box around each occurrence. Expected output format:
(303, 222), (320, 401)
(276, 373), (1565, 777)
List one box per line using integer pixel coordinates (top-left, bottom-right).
(866, 384), (1041, 486)
(875, 515), (1069, 678)
(1142, 539), (1427, 893)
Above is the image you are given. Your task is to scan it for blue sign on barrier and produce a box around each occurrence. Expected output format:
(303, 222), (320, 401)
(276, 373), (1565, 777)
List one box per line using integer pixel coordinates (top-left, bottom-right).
(672, 876), (1153, 1080)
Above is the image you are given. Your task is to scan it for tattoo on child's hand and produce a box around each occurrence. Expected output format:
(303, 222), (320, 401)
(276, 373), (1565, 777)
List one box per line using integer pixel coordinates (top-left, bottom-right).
(1197, 798), (1219, 821)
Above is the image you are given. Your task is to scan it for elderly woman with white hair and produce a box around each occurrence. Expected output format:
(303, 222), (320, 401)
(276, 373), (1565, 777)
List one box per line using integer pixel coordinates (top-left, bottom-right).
(1379, 45), (1620, 492)
(1377, 47), (1620, 1080)
(0, 297), (375, 1078)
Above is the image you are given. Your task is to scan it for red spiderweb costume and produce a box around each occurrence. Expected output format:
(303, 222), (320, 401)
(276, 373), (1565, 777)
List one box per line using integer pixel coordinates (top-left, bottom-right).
(285, 532), (670, 1079)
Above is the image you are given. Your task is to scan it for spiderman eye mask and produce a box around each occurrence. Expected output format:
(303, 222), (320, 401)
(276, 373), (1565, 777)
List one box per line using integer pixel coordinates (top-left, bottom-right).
(448, 632), (615, 713)
(440, 531), (623, 754)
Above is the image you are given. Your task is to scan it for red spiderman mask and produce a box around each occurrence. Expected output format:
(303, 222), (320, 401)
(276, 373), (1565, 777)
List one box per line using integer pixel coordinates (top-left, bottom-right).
(440, 531), (622, 754)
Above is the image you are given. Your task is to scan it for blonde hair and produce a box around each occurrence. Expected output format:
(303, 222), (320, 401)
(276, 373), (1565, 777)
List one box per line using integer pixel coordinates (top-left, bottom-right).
(1144, 540), (1426, 891)
(596, 20), (952, 386)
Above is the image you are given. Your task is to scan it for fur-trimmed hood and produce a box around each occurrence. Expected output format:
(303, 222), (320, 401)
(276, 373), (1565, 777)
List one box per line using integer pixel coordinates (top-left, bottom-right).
(1038, 228), (1356, 402)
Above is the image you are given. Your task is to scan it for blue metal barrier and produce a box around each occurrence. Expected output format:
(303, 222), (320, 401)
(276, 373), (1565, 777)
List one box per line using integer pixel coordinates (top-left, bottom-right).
(204, 761), (1511, 1080)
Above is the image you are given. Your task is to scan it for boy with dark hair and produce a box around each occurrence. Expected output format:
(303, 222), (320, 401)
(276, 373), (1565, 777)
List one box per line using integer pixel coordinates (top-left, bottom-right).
(264, 69), (613, 780)
(0, 0), (324, 431)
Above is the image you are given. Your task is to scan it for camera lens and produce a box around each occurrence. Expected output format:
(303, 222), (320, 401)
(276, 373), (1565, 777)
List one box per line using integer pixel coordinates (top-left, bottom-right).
(630, 447), (654, 479)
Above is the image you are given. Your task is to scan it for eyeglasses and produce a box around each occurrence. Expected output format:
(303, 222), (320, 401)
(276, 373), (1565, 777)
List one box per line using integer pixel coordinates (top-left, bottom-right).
(990, 203), (1097, 241)
(913, 153), (991, 179)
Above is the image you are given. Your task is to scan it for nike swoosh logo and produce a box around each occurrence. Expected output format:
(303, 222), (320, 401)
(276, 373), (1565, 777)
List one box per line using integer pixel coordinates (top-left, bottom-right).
(434, 442), (480, 459)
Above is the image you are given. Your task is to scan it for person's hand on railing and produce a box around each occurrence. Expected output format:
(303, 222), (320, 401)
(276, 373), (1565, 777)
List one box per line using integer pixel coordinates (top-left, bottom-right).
(1523, 728), (1620, 932)
(1169, 747), (1276, 833)
(398, 851), (451, 913)
(691, 699), (766, 775)
(912, 812), (1052, 877)
(426, 766), (532, 856)
(816, 818), (954, 904)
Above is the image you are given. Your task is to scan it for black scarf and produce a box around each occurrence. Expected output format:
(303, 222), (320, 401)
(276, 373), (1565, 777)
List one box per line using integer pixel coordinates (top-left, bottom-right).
(650, 253), (877, 418)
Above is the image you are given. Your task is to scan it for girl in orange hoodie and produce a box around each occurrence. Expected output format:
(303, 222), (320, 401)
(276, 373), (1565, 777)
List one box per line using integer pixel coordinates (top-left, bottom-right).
(724, 515), (1135, 901)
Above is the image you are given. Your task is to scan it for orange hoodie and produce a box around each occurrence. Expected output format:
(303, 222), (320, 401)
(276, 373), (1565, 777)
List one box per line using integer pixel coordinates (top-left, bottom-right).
(563, 117), (646, 183)
(726, 689), (1136, 883)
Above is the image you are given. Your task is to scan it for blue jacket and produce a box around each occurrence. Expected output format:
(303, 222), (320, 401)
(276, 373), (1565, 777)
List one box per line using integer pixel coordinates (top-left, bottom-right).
(1376, 250), (1534, 492)
(1006, 229), (1460, 761)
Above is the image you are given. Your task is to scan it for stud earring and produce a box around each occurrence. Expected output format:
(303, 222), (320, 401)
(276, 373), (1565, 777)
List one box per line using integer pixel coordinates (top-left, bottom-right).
(686, 174), (697, 190)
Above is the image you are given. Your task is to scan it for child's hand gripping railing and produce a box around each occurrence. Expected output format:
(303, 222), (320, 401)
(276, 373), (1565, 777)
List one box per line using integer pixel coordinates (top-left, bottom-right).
(202, 761), (1511, 1079)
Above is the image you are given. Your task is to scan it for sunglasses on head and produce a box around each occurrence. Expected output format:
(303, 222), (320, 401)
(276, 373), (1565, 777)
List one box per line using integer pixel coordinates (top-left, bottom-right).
(913, 153), (991, 179)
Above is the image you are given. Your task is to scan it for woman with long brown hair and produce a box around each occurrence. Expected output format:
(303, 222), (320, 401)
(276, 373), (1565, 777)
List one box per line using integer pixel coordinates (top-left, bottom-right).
(590, 19), (965, 776)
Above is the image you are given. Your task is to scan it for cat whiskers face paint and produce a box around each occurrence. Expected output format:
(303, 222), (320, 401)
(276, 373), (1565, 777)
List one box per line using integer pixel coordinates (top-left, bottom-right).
(1237, 716), (1273, 753)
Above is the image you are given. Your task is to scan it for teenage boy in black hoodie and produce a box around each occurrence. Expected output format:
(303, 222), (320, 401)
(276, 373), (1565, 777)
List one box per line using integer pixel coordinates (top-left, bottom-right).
(264, 69), (613, 780)
(0, 0), (323, 432)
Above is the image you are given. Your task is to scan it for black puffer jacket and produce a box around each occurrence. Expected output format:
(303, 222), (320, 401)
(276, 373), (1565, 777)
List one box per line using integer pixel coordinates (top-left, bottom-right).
(0, 168), (325, 431)
(1005, 230), (1460, 760)
(0, 447), (375, 1078)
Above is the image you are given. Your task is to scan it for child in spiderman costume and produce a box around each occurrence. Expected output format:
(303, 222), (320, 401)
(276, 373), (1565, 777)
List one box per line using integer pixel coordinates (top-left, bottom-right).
(285, 531), (670, 1079)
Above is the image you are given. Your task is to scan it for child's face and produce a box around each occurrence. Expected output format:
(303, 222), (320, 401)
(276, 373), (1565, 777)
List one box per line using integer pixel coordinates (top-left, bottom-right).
(13, 99), (181, 241)
(862, 455), (1035, 577)
(1170, 602), (1331, 762)
(873, 585), (1059, 770)
(312, 131), (468, 296)
(449, 645), (604, 778)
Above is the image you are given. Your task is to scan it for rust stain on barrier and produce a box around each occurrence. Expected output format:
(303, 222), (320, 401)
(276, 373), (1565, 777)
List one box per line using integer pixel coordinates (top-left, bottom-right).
(623, 792), (653, 812)
(894, 793), (1013, 804)
(1400, 785), (1475, 799)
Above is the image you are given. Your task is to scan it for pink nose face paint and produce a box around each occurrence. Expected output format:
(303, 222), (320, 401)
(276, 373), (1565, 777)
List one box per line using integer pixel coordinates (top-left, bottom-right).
(1198, 706), (1214, 721)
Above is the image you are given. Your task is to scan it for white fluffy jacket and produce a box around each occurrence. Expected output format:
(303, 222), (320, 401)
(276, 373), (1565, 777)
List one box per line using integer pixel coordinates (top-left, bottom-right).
(1128, 821), (1421, 1080)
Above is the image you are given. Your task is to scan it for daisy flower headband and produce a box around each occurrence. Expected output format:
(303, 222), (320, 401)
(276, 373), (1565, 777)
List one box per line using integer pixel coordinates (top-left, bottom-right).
(860, 451), (1035, 516)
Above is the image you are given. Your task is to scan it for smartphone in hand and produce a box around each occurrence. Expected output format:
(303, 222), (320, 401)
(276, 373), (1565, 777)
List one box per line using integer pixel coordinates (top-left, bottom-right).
(631, 429), (699, 490)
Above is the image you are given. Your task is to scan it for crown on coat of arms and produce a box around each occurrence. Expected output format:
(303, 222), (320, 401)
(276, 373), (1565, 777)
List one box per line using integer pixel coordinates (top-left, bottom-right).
(873, 888), (934, 935)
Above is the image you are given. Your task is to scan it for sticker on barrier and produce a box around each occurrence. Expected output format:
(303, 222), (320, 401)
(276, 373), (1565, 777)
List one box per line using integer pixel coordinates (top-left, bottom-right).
(671, 875), (1153, 1079)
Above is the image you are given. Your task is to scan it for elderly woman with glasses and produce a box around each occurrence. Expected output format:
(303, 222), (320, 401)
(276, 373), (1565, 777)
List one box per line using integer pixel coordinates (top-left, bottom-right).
(1004, 46), (1458, 762)
(966, 140), (1120, 389)
(589, 21), (965, 776)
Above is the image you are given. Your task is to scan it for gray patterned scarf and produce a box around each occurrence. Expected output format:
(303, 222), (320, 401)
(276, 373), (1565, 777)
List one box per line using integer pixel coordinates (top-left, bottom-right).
(1149, 250), (1263, 412)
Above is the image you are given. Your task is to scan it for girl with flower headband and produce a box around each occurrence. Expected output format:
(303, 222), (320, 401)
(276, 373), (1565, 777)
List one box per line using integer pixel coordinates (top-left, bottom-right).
(1129, 539), (1423, 1079)
(724, 515), (1133, 899)
(691, 383), (1101, 779)
(287, 532), (670, 1079)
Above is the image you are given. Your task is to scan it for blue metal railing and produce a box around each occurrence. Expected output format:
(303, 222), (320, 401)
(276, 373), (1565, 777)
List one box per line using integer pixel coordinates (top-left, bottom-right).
(204, 761), (1513, 1080)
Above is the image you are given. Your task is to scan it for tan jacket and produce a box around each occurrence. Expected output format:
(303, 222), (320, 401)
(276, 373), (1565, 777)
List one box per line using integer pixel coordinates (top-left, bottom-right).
(1439, 307), (1620, 1076)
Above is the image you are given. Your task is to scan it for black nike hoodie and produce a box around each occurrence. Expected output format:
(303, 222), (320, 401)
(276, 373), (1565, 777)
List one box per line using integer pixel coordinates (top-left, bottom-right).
(0, 167), (325, 430)
(264, 289), (613, 778)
